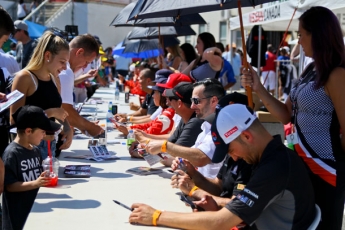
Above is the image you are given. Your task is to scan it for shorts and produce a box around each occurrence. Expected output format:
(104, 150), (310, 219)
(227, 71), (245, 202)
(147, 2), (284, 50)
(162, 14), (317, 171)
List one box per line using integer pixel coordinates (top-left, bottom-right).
(261, 70), (276, 91)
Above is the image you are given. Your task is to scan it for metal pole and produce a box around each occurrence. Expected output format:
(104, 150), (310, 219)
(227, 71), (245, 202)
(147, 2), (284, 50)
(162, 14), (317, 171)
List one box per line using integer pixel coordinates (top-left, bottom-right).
(257, 25), (262, 77)
(298, 45), (305, 76)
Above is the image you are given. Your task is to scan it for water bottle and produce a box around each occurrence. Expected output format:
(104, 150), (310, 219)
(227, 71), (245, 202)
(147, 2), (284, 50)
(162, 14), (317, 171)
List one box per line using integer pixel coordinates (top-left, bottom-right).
(126, 130), (135, 150)
(115, 87), (120, 101)
(106, 110), (113, 131)
(108, 101), (112, 111)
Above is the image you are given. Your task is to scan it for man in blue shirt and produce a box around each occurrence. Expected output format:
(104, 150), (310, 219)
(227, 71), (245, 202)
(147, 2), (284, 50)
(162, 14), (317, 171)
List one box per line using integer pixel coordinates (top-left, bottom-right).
(216, 43), (236, 91)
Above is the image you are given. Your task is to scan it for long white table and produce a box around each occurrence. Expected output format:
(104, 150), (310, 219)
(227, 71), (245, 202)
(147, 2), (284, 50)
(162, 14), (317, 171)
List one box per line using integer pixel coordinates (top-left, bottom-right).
(25, 86), (190, 230)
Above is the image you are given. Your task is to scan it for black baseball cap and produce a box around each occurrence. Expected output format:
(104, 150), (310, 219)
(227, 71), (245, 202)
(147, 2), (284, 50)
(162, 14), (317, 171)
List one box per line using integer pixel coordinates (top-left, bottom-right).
(148, 69), (173, 93)
(12, 105), (62, 132)
(211, 93), (250, 163)
(163, 82), (193, 104)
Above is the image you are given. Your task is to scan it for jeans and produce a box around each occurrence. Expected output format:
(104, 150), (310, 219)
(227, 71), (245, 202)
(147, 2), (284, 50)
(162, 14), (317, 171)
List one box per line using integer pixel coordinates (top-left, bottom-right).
(38, 139), (56, 160)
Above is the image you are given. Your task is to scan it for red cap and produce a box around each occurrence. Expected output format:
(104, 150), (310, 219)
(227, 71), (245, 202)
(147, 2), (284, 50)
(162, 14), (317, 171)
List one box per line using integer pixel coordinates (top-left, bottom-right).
(156, 73), (192, 89)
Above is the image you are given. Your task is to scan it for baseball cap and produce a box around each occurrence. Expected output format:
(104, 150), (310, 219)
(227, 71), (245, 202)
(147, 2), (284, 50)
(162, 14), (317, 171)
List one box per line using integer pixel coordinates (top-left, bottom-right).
(280, 46), (290, 53)
(93, 35), (102, 45)
(152, 69), (173, 83)
(163, 82), (193, 104)
(156, 73), (192, 89)
(12, 105), (62, 132)
(232, 43), (237, 48)
(148, 69), (173, 92)
(14, 20), (28, 31)
(217, 92), (248, 110)
(211, 104), (256, 163)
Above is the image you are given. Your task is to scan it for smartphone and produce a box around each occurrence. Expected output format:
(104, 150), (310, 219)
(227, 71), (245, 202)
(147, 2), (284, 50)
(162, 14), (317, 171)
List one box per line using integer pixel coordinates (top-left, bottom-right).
(180, 194), (197, 210)
(111, 105), (118, 115)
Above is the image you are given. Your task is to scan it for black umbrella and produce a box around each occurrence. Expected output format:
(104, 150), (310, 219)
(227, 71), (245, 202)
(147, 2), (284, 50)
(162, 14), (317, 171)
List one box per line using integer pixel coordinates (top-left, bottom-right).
(109, 1), (206, 27)
(128, 0), (273, 20)
(127, 0), (277, 109)
(127, 26), (196, 40)
(122, 35), (180, 53)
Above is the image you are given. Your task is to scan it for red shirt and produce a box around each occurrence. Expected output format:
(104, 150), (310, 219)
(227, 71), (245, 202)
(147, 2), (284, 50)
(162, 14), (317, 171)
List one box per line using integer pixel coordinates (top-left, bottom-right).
(262, 51), (277, 72)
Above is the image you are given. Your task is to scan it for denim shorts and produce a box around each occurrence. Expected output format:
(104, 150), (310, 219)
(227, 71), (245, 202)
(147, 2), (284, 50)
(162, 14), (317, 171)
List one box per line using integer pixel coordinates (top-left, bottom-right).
(38, 139), (56, 159)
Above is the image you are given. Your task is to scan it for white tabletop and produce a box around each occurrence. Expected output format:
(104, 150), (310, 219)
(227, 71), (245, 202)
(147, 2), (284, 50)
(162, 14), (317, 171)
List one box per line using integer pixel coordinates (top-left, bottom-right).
(25, 86), (190, 230)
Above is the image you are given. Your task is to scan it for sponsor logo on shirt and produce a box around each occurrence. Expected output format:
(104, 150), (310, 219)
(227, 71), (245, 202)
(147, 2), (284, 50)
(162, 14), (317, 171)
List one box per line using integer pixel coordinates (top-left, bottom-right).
(243, 188), (259, 199)
(237, 184), (245, 190)
(236, 194), (255, 207)
(224, 126), (238, 138)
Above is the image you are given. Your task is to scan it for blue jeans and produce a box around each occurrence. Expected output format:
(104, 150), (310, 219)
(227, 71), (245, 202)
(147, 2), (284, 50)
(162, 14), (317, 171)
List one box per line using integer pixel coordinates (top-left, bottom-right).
(38, 139), (56, 160)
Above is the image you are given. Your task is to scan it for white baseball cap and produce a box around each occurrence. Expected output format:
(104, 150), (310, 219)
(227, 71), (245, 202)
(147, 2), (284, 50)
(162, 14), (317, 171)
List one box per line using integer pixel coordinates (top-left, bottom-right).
(211, 104), (257, 163)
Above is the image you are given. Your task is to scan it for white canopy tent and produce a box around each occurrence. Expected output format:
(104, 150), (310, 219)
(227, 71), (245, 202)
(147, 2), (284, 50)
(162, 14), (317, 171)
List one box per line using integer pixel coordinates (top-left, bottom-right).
(230, 0), (345, 31)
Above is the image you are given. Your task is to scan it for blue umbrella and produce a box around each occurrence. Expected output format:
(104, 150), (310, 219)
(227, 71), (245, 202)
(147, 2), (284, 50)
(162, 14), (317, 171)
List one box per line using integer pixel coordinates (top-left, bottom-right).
(112, 41), (162, 59)
(24, 20), (47, 39)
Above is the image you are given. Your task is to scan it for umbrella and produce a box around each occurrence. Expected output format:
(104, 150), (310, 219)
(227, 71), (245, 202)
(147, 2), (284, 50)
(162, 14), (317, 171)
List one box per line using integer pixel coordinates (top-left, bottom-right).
(24, 20), (47, 39)
(112, 41), (162, 59)
(127, 26), (196, 40)
(127, 0), (277, 109)
(109, 2), (206, 27)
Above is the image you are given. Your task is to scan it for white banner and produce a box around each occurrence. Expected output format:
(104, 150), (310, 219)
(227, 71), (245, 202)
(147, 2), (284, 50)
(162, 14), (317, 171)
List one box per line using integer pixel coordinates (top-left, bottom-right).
(230, 0), (345, 31)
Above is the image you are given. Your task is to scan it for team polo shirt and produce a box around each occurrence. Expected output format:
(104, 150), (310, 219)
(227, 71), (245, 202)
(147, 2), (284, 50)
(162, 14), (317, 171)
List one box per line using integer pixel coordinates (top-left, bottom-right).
(141, 91), (158, 115)
(226, 136), (315, 229)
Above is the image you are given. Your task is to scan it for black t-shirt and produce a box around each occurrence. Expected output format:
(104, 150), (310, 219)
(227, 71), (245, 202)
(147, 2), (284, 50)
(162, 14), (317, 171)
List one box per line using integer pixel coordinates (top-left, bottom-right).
(226, 136), (315, 229)
(141, 91), (158, 115)
(2, 142), (43, 230)
(217, 156), (252, 198)
(168, 113), (203, 147)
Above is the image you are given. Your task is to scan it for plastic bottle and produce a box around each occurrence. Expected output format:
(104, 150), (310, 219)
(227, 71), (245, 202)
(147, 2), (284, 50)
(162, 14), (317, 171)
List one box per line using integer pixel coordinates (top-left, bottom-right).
(115, 87), (120, 101)
(42, 157), (60, 186)
(126, 130), (135, 150)
(108, 101), (112, 111)
(106, 110), (113, 131)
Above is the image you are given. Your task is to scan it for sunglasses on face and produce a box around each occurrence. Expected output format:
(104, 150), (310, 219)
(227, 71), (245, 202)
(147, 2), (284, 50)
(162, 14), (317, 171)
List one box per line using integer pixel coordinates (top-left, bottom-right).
(190, 96), (213, 105)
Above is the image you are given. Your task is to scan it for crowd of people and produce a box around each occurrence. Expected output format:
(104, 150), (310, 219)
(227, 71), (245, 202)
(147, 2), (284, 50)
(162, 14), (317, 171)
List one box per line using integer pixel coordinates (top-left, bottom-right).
(0, 4), (344, 230)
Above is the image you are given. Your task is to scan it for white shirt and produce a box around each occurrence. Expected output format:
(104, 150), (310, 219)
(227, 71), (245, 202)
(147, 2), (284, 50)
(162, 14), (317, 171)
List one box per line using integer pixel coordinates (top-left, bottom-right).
(0, 49), (20, 75)
(192, 121), (223, 178)
(59, 62), (74, 105)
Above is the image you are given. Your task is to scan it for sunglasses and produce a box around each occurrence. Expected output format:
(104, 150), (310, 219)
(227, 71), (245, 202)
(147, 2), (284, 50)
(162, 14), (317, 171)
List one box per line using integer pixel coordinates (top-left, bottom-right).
(190, 96), (213, 105)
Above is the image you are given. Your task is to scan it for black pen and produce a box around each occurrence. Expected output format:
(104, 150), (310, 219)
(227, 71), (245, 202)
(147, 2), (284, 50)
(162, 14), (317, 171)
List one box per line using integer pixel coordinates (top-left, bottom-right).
(113, 200), (134, 211)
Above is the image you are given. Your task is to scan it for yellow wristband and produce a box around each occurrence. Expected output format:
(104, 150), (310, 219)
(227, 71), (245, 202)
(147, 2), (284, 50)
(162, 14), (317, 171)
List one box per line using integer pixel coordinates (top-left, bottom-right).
(188, 186), (199, 197)
(161, 140), (168, 152)
(152, 210), (162, 226)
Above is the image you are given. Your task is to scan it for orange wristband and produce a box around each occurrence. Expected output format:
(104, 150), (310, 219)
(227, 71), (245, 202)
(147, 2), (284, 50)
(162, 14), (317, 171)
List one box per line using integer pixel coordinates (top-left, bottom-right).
(152, 210), (162, 226)
(130, 116), (133, 122)
(188, 186), (199, 197)
(161, 140), (168, 152)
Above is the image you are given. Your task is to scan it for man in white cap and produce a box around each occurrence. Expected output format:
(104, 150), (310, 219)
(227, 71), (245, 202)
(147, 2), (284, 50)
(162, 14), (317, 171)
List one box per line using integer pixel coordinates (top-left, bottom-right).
(128, 104), (316, 230)
(13, 20), (38, 69)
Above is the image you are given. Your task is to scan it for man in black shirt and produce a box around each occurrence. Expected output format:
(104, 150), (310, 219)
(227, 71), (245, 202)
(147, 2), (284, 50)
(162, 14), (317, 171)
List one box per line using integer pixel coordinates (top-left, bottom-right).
(115, 68), (159, 122)
(131, 81), (203, 159)
(128, 104), (315, 230)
